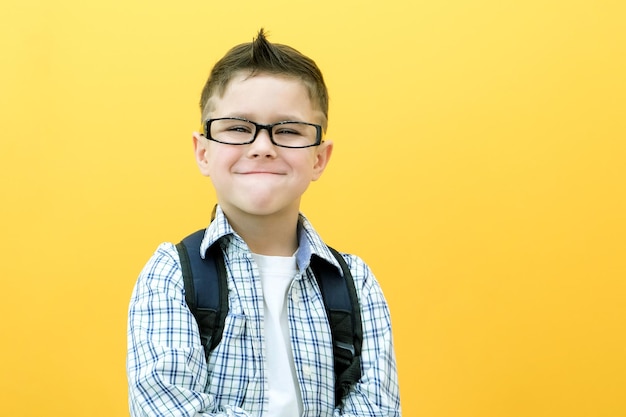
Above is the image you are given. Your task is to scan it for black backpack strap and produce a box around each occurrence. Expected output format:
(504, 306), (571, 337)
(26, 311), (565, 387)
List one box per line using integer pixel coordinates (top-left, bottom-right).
(176, 229), (229, 361)
(311, 247), (363, 406)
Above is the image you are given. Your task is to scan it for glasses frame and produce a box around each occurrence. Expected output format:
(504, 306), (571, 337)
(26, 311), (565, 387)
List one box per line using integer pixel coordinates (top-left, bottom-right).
(203, 117), (323, 149)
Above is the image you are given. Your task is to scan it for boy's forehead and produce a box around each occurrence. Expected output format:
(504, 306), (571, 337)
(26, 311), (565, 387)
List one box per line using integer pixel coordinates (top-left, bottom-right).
(203, 71), (325, 121)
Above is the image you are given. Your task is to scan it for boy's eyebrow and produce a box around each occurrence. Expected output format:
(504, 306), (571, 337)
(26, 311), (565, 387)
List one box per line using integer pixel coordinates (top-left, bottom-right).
(213, 112), (312, 123)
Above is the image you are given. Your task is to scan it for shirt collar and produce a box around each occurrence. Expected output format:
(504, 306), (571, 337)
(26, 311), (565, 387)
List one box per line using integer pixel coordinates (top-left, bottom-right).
(199, 205), (343, 274)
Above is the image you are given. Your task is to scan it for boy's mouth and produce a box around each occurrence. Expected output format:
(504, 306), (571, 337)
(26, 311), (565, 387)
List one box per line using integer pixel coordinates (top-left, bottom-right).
(238, 170), (285, 175)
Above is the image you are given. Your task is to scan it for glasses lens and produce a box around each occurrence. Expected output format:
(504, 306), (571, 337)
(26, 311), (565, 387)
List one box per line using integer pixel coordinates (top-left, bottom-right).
(271, 122), (319, 147)
(210, 119), (256, 144)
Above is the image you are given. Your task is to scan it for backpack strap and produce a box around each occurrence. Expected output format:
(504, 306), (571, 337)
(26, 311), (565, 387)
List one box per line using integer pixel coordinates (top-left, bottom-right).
(311, 247), (363, 406)
(177, 228), (362, 406)
(175, 229), (229, 361)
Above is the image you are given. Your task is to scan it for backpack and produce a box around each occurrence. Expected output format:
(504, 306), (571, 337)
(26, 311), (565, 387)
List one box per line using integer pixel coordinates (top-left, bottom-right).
(176, 229), (363, 406)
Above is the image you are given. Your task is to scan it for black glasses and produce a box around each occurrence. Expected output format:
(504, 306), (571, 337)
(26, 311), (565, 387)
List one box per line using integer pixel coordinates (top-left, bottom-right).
(204, 117), (323, 149)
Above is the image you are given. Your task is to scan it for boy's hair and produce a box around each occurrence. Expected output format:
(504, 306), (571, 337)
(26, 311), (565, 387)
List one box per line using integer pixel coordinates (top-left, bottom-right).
(199, 29), (329, 129)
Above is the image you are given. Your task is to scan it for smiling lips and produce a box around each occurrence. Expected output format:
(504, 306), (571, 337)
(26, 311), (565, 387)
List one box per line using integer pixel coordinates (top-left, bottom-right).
(237, 169), (286, 175)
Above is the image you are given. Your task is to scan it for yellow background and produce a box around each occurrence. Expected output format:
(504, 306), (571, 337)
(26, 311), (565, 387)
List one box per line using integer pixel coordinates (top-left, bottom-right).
(1, 0), (625, 416)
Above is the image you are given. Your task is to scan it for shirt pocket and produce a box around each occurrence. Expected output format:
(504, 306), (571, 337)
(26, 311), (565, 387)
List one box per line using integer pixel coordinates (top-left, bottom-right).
(206, 313), (252, 407)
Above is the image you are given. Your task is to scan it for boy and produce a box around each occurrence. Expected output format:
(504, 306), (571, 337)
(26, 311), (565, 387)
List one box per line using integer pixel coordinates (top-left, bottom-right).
(127, 29), (401, 417)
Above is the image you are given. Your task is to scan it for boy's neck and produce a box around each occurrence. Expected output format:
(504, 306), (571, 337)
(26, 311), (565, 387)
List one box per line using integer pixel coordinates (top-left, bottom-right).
(222, 207), (299, 256)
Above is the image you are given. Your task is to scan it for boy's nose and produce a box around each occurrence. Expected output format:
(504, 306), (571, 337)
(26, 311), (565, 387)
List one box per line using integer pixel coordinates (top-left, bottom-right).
(248, 128), (277, 157)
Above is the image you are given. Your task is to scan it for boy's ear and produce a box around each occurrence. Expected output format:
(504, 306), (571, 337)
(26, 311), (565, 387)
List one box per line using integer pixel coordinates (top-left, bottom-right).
(193, 132), (211, 177)
(312, 140), (333, 181)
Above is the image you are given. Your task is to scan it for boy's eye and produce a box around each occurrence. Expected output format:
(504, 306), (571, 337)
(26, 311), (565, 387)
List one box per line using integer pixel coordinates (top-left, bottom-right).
(274, 124), (306, 136)
(226, 124), (253, 133)
(275, 128), (299, 135)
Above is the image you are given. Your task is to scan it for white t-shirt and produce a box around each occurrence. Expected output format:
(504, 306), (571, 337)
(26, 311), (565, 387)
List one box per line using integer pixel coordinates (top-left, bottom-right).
(252, 252), (303, 417)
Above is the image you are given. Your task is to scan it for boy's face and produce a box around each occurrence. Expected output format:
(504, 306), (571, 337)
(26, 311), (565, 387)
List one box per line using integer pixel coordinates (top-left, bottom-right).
(193, 72), (333, 220)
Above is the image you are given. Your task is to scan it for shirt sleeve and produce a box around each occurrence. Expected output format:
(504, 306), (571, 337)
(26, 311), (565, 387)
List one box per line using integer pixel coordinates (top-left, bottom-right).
(126, 243), (253, 417)
(334, 256), (402, 417)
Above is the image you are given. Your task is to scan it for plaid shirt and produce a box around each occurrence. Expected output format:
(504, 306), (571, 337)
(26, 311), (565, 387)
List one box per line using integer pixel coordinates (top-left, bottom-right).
(127, 207), (401, 416)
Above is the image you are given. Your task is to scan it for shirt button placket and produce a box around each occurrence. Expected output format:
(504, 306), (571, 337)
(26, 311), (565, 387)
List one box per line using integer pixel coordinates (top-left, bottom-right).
(291, 287), (301, 309)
